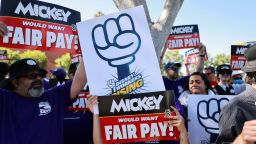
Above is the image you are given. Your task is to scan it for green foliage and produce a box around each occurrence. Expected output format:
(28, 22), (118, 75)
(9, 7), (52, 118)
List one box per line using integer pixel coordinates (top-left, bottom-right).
(54, 53), (71, 71)
(206, 53), (230, 68)
(161, 50), (183, 75)
(0, 47), (20, 64)
(20, 50), (48, 68)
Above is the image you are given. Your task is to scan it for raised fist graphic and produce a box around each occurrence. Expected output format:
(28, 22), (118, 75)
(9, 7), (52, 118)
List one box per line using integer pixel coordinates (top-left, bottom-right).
(197, 98), (229, 143)
(92, 13), (141, 80)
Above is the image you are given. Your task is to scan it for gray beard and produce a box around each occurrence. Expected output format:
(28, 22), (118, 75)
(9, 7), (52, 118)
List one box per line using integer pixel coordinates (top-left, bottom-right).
(28, 87), (45, 98)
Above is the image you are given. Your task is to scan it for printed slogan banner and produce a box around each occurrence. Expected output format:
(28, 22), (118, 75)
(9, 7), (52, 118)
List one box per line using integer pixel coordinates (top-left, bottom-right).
(230, 45), (249, 70)
(184, 48), (208, 64)
(168, 24), (200, 50)
(67, 91), (89, 112)
(0, 0), (81, 55)
(98, 91), (179, 143)
(188, 95), (234, 144)
(77, 6), (165, 96)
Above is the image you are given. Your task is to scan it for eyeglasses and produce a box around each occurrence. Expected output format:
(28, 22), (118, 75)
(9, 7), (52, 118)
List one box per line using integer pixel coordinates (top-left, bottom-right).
(18, 72), (45, 80)
(170, 67), (180, 72)
(205, 73), (212, 76)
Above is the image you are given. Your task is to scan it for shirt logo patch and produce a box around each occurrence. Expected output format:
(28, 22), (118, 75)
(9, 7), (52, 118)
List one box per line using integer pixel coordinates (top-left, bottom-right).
(38, 101), (51, 116)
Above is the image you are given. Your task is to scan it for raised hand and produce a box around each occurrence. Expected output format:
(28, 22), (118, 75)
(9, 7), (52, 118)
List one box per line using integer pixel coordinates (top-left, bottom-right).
(92, 13), (141, 80)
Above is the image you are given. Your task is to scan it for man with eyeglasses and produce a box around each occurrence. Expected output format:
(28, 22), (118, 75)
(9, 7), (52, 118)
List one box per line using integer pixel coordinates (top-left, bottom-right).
(0, 58), (87, 144)
(204, 66), (218, 87)
(216, 44), (256, 144)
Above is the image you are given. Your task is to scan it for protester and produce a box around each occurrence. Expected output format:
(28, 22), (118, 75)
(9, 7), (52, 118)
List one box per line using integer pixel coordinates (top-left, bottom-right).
(163, 44), (206, 99)
(216, 44), (256, 144)
(0, 58), (87, 144)
(178, 72), (217, 143)
(214, 64), (245, 95)
(165, 106), (189, 144)
(231, 70), (245, 84)
(179, 72), (215, 107)
(48, 67), (67, 87)
(63, 62), (93, 144)
(203, 66), (218, 87)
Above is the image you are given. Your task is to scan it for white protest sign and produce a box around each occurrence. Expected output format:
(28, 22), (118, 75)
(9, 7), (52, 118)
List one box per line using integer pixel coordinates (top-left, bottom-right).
(188, 95), (235, 144)
(77, 6), (165, 96)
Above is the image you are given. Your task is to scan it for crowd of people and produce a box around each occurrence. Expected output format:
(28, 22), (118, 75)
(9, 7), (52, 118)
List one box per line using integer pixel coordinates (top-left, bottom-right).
(0, 17), (256, 144)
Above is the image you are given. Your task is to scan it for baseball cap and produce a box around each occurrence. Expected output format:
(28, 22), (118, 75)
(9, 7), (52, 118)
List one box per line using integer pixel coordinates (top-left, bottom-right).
(164, 62), (181, 71)
(9, 58), (47, 80)
(50, 68), (66, 80)
(216, 64), (232, 74)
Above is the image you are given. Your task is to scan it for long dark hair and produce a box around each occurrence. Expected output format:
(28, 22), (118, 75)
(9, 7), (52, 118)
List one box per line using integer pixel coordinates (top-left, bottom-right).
(183, 72), (215, 94)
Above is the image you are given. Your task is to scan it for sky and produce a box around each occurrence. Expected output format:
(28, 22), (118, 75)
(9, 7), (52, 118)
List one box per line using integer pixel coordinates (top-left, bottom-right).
(40, 0), (256, 57)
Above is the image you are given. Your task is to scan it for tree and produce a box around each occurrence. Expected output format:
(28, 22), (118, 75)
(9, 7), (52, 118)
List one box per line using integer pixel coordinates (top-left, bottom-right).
(0, 47), (20, 64)
(207, 53), (230, 68)
(20, 50), (48, 68)
(113, 0), (184, 60)
(54, 53), (71, 71)
(161, 49), (183, 74)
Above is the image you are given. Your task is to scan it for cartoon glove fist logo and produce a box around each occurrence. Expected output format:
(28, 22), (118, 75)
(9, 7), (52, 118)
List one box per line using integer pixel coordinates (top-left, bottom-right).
(92, 13), (141, 67)
(197, 98), (229, 134)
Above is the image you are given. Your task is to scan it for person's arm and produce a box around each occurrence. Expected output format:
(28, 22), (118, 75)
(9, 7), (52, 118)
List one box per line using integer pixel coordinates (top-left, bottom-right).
(70, 59), (87, 100)
(88, 95), (103, 144)
(166, 106), (189, 144)
(184, 61), (190, 76)
(0, 22), (8, 36)
(233, 120), (256, 144)
(195, 43), (206, 73)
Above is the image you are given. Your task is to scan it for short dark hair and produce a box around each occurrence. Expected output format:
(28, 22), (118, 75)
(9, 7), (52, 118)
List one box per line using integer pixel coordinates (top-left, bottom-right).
(204, 66), (215, 74)
(183, 72), (215, 94)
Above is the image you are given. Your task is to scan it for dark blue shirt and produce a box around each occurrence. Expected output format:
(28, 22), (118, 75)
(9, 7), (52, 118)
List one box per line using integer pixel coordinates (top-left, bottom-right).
(63, 91), (93, 144)
(0, 81), (72, 144)
(163, 76), (189, 99)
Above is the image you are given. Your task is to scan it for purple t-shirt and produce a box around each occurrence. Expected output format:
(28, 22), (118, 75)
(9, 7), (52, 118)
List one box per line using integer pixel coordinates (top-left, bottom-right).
(0, 81), (72, 144)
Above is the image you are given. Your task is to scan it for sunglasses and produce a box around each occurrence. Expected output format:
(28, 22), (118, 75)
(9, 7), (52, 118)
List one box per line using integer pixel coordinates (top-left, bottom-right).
(170, 67), (180, 72)
(18, 72), (45, 80)
(205, 72), (212, 76)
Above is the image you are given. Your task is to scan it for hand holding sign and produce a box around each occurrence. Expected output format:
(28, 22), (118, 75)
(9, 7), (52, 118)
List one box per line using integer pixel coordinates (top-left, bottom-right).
(92, 13), (141, 80)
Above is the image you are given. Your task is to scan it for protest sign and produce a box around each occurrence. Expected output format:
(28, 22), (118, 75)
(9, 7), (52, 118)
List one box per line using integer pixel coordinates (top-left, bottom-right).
(230, 45), (248, 70)
(184, 48), (208, 64)
(188, 95), (234, 144)
(77, 6), (165, 96)
(0, 0), (81, 64)
(167, 25), (200, 50)
(98, 91), (178, 143)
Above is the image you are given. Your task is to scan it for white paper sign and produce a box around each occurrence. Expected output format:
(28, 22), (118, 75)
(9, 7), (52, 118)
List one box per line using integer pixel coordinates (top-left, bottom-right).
(188, 95), (234, 144)
(77, 6), (165, 96)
